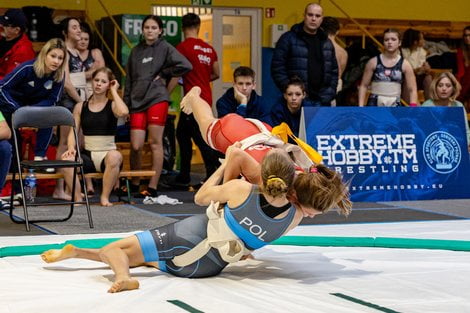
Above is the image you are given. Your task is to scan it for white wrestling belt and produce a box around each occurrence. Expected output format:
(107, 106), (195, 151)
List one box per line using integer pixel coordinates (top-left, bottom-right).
(172, 201), (251, 267)
(84, 136), (116, 172)
(370, 81), (401, 107)
(69, 72), (88, 101)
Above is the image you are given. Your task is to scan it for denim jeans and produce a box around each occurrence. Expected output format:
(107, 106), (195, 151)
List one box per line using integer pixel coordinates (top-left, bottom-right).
(0, 140), (12, 192)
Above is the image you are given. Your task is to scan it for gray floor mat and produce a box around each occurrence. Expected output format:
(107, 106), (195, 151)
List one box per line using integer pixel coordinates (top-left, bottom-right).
(7, 204), (176, 235)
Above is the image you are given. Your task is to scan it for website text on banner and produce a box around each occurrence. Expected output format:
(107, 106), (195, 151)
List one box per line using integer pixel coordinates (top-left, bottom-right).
(299, 107), (470, 202)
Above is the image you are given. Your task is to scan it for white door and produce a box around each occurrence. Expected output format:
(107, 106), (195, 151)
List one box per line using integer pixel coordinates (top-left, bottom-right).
(212, 8), (262, 111)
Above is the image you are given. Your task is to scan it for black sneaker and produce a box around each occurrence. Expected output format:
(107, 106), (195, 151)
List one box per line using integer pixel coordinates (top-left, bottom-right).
(134, 190), (152, 198)
(165, 176), (190, 191)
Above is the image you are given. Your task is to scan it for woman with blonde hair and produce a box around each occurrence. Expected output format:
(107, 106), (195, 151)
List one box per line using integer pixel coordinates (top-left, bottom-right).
(422, 72), (470, 145)
(0, 38), (67, 160)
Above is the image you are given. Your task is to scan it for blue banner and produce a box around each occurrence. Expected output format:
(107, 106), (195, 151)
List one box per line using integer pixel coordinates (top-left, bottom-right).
(300, 107), (470, 201)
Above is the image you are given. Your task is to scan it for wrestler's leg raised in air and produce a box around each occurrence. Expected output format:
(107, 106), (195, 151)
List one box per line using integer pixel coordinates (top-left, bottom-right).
(180, 86), (217, 143)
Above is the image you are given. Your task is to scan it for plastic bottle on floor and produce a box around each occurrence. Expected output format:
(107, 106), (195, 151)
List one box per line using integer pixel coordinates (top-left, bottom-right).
(24, 169), (37, 203)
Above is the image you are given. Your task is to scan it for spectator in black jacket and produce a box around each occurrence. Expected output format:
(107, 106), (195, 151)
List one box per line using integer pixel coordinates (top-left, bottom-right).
(271, 3), (338, 106)
(266, 76), (310, 136)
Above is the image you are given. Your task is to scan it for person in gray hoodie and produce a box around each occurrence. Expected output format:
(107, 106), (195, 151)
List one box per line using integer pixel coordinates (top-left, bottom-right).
(123, 15), (192, 199)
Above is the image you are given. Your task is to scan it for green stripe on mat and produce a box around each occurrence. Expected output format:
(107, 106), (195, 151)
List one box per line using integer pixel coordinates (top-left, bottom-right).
(331, 293), (401, 313)
(0, 238), (121, 257)
(271, 236), (470, 251)
(167, 300), (204, 313)
(2, 236), (470, 258)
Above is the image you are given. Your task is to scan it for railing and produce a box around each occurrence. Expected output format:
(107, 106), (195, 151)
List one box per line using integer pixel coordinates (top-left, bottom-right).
(85, 0), (134, 78)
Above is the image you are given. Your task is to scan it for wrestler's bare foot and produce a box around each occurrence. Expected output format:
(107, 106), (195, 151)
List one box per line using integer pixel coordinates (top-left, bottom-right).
(41, 244), (77, 263)
(108, 278), (139, 293)
(52, 190), (72, 201)
(180, 86), (201, 114)
(100, 197), (113, 207)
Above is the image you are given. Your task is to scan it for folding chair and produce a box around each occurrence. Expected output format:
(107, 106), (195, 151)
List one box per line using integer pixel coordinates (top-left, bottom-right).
(9, 106), (93, 231)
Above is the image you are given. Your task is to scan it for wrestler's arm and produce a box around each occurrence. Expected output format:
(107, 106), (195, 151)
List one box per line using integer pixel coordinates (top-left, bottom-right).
(402, 60), (418, 105)
(195, 162), (251, 206)
(62, 102), (83, 159)
(110, 80), (129, 118)
(223, 144), (261, 184)
(283, 209), (305, 234)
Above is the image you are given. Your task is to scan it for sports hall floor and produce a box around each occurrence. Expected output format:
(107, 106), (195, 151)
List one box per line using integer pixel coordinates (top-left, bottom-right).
(1, 166), (469, 312)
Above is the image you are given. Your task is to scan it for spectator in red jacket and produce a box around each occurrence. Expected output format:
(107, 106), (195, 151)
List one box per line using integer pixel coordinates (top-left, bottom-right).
(0, 8), (35, 79)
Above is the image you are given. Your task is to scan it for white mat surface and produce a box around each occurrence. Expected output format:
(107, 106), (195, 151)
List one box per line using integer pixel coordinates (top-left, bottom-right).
(1, 220), (470, 313)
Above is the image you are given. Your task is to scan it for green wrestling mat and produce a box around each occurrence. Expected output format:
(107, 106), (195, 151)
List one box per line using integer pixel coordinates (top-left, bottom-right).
(2, 236), (470, 258)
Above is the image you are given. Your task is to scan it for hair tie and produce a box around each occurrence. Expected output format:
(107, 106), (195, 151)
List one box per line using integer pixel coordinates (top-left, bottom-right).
(267, 176), (285, 185)
(310, 166), (318, 173)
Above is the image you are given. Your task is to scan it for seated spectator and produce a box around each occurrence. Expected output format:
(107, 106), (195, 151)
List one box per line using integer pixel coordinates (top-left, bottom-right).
(216, 66), (269, 119)
(358, 28), (417, 107)
(0, 8), (35, 80)
(401, 28), (432, 101)
(77, 21), (106, 193)
(0, 38), (67, 164)
(0, 111), (12, 196)
(421, 72), (470, 146)
(265, 76), (309, 136)
(60, 67), (128, 207)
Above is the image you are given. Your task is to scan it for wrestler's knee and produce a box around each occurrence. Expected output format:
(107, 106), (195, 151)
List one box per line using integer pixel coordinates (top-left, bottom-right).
(130, 141), (143, 152)
(105, 150), (123, 168)
(147, 136), (163, 150)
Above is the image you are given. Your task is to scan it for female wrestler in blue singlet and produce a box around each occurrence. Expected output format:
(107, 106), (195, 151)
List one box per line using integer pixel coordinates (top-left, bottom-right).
(41, 145), (351, 293)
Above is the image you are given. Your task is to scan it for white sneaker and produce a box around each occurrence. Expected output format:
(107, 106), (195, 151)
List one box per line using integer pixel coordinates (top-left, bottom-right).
(0, 199), (10, 209)
(34, 156), (55, 173)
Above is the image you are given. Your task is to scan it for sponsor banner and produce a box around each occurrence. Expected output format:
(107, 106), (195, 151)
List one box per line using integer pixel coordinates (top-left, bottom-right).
(300, 107), (470, 201)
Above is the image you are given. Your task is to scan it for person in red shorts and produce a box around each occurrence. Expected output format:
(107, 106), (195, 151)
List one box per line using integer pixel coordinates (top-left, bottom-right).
(123, 15), (192, 199)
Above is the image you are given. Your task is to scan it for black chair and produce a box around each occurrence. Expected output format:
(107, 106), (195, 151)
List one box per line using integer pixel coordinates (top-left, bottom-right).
(9, 106), (93, 231)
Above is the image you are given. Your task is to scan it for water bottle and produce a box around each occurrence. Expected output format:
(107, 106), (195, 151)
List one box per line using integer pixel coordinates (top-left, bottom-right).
(30, 13), (38, 41)
(24, 169), (37, 203)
